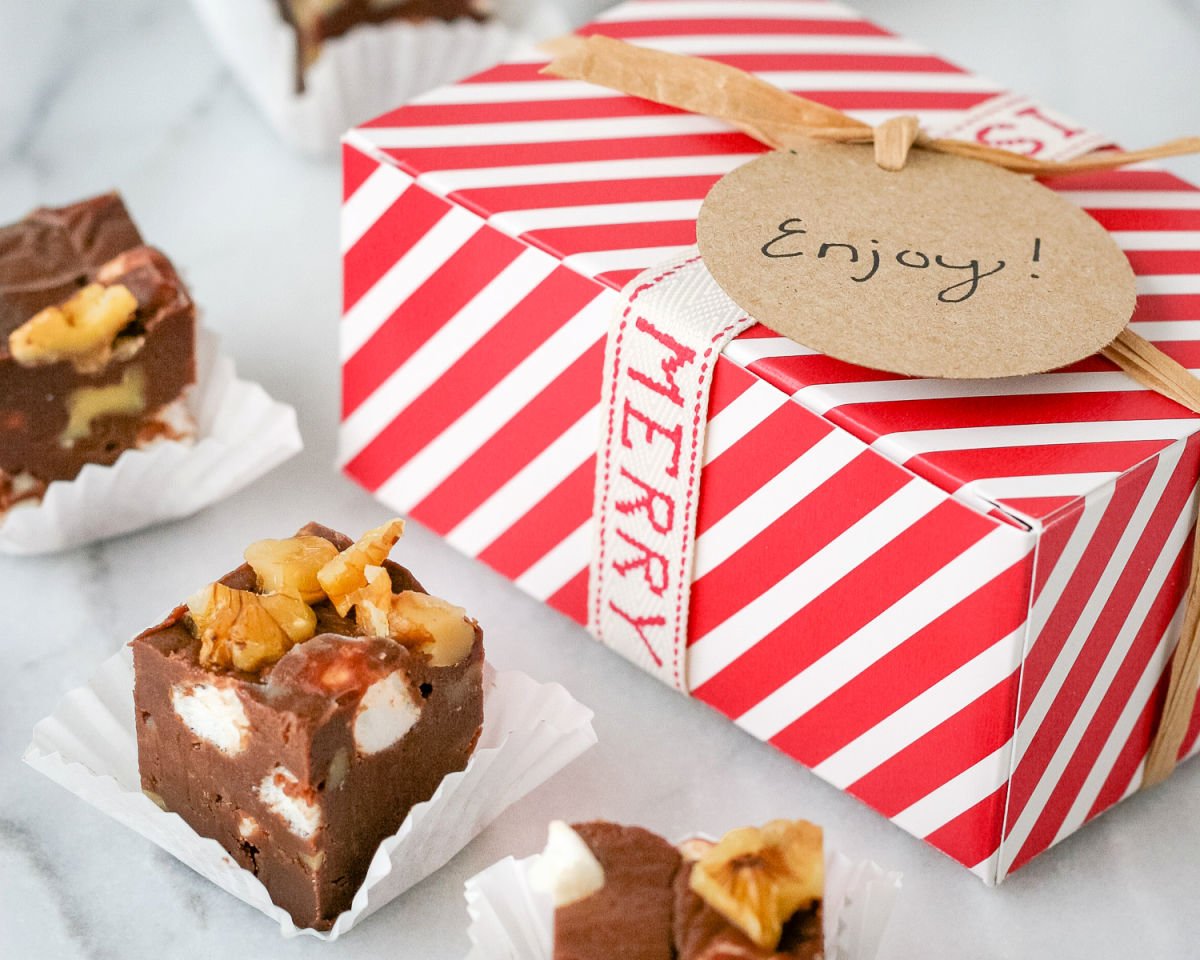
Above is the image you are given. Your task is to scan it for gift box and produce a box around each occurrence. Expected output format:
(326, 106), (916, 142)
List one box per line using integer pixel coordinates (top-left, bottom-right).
(337, 0), (1200, 883)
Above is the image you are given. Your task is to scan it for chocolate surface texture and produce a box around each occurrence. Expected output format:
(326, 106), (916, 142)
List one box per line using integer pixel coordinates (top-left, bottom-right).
(275, 0), (490, 90)
(0, 193), (196, 509)
(132, 523), (485, 930)
(556, 822), (823, 960)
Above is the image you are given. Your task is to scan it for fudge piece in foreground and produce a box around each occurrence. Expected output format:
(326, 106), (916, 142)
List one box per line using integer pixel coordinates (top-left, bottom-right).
(132, 519), (484, 930)
(535, 819), (824, 960)
(0, 193), (196, 513)
(275, 0), (490, 90)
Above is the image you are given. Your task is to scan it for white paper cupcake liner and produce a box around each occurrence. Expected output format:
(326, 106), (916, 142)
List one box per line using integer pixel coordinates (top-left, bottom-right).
(24, 646), (597, 940)
(189, 0), (569, 156)
(464, 844), (901, 960)
(0, 329), (302, 556)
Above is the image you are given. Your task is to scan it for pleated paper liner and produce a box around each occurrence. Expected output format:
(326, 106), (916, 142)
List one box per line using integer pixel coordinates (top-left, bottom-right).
(188, 0), (570, 156)
(465, 845), (902, 960)
(0, 329), (302, 555)
(24, 647), (597, 940)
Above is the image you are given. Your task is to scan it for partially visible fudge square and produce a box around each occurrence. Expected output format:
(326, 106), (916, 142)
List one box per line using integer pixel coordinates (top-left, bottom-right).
(131, 521), (484, 931)
(0, 193), (196, 511)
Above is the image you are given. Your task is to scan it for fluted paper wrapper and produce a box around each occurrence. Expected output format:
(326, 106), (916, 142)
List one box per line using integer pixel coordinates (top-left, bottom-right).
(23, 647), (597, 940)
(0, 330), (302, 556)
(189, 0), (569, 156)
(464, 847), (901, 960)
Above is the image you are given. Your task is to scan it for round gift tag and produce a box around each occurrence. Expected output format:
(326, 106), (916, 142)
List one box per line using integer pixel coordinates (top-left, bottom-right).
(696, 141), (1137, 379)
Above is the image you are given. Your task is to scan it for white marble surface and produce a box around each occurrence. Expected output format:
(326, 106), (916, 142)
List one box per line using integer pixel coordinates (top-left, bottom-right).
(2, 0), (1200, 957)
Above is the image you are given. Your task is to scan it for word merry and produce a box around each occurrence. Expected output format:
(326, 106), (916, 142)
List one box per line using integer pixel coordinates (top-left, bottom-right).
(760, 218), (1040, 304)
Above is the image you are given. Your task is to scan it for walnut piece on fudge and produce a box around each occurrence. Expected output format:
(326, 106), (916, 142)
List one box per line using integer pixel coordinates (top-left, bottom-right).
(131, 520), (484, 930)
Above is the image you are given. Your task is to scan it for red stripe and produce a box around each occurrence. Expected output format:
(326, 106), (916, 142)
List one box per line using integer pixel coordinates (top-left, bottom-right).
(761, 551), (1029, 765)
(912, 441), (1173, 491)
(1004, 496), (1081, 523)
(1031, 502), (1085, 602)
(688, 450), (909, 643)
(925, 784), (1009, 870)
(577, 18), (893, 38)
(346, 265), (596, 491)
(342, 226), (524, 419)
(1046, 169), (1197, 193)
(1125, 250), (1200, 275)
(1086, 669), (1168, 818)
(1133, 294), (1200, 321)
(453, 175), (721, 217)
(1018, 464), (1156, 717)
(343, 142), (380, 199)
(478, 459), (595, 577)
(1009, 538), (1191, 871)
(1007, 445), (1199, 827)
(846, 675), (1019, 817)
(1086, 208), (1200, 231)
(706, 355), (759, 419)
(547, 567), (589, 625)
(523, 219), (698, 259)
(695, 402), (832, 538)
(343, 185), (444, 311)
(411, 340), (605, 534)
(743, 353), (903, 393)
(597, 269), (647, 290)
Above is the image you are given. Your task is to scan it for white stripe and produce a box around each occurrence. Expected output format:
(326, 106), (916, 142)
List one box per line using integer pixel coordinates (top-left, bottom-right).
(1052, 600), (1185, 845)
(448, 407), (599, 555)
(1112, 231), (1200, 251)
(816, 626), (1025, 787)
(703, 379), (789, 465)
(725, 337), (819, 365)
(891, 742), (1012, 838)
(1137, 274), (1200, 295)
(503, 35), (930, 63)
(563, 246), (697, 276)
(694, 429), (863, 579)
(1012, 442), (1184, 770)
(595, 1), (862, 22)
(422, 154), (754, 191)
(1002, 477), (1196, 871)
(1055, 191), (1200, 209)
(1130, 321), (1200, 341)
(341, 165), (412, 254)
(689, 479), (946, 690)
(735, 524), (1033, 738)
(373, 295), (609, 509)
(340, 205), (479, 361)
(960, 472), (1121, 502)
(491, 199), (703, 233)
(339, 249), (558, 463)
(871, 419), (1200, 461)
(515, 521), (591, 599)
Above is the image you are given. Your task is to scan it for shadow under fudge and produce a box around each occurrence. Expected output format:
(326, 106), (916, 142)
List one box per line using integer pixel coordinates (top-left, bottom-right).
(131, 522), (484, 931)
(0, 193), (196, 510)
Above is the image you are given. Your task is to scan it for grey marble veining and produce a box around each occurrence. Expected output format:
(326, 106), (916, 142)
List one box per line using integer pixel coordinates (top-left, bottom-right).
(1, 0), (1199, 957)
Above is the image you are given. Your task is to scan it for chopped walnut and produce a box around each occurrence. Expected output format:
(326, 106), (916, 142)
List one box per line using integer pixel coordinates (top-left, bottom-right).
(187, 582), (315, 673)
(8, 283), (139, 373)
(244, 535), (339, 603)
(317, 518), (405, 615)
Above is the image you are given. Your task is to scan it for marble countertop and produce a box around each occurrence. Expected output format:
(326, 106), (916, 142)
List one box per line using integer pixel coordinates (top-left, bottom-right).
(2, 0), (1200, 957)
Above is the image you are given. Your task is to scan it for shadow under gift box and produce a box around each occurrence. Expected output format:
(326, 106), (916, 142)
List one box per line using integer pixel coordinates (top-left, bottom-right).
(336, 0), (1200, 884)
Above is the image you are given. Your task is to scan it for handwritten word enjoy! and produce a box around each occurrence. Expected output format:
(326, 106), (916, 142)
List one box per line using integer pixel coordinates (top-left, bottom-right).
(760, 218), (1038, 304)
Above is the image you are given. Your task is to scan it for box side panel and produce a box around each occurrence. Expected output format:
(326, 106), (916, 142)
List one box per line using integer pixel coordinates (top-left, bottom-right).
(684, 370), (1036, 879)
(999, 432), (1200, 879)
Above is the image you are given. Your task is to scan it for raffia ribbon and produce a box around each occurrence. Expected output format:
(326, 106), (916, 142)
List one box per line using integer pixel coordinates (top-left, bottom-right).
(544, 35), (1200, 786)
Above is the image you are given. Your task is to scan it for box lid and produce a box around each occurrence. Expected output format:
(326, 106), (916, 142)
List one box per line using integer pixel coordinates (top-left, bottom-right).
(345, 0), (1200, 529)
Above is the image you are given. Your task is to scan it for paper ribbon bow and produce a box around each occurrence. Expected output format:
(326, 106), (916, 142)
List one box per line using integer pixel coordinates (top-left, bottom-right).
(544, 35), (1200, 787)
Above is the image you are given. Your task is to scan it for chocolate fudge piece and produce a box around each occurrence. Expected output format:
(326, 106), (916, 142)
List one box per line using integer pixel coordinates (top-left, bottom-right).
(132, 520), (484, 930)
(0, 193), (196, 512)
(275, 0), (490, 91)
(544, 821), (824, 960)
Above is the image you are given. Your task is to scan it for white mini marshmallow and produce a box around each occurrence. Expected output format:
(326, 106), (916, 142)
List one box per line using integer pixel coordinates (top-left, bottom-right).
(238, 815), (259, 839)
(354, 670), (422, 755)
(258, 766), (321, 839)
(528, 820), (606, 907)
(170, 682), (250, 756)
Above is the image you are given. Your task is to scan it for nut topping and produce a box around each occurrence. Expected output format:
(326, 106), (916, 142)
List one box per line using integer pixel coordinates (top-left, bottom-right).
(317, 518), (405, 615)
(8, 282), (138, 373)
(347, 564), (476, 666)
(688, 820), (823, 951)
(187, 582), (314, 673)
(60, 365), (146, 448)
(244, 535), (339, 603)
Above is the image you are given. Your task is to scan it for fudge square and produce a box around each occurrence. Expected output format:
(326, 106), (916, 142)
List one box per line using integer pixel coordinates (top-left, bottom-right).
(0, 193), (196, 512)
(132, 520), (484, 930)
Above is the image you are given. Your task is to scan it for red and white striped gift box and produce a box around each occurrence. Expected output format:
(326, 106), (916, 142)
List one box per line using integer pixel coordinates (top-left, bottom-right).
(339, 0), (1200, 883)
